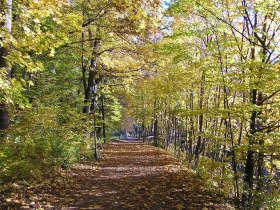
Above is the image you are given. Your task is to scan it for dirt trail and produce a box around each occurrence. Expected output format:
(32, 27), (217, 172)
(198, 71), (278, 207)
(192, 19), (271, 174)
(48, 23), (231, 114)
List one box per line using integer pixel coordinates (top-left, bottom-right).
(2, 140), (231, 209)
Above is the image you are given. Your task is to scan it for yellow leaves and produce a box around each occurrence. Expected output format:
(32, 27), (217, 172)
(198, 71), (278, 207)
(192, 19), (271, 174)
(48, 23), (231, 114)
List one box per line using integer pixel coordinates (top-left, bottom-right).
(136, 20), (146, 32)
(175, 203), (185, 210)
(5, 198), (12, 203)
(23, 26), (31, 34)
(0, 151), (7, 158)
(88, 204), (102, 209)
(111, 0), (134, 8)
(0, 67), (10, 91)
(7, 1), (82, 74)
(49, 49), (55, 57)
(60, 13), (83, 32)
(7, 50), (43, 72)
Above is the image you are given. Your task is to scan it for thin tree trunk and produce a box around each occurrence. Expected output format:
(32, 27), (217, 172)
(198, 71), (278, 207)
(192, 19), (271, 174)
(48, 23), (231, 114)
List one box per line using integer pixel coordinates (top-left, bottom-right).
(194, 72), (205, 165)
(92, 86), (98, 160)
(188, 91), (194, 162)
(101, 92), (106, 143)
(154, 117), (158, 146)
(242, 12), (258, 208)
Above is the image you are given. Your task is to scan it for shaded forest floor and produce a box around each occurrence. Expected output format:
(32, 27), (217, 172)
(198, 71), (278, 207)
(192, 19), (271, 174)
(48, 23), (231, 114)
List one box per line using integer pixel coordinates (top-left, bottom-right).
(1, 140), (233, 209)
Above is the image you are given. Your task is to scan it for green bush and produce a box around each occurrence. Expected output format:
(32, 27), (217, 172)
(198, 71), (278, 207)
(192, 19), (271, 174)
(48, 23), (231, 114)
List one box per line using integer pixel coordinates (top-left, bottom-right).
(0, 103), (85, 184)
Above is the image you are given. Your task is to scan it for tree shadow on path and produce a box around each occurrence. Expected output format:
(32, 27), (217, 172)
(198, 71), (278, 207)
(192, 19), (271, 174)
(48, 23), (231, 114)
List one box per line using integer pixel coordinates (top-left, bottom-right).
(2, 140), (232, 209)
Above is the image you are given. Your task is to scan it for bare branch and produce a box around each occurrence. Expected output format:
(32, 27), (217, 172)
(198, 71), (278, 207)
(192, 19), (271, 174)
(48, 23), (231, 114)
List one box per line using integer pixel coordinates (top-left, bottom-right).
(258, 89), (280, 105)
(194, 0), (263, 48)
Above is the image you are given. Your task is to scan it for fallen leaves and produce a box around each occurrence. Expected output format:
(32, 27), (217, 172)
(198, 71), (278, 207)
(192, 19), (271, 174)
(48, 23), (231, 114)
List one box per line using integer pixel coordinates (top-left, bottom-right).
(1, 140), (232, 209)
(175, 203), (185, 210)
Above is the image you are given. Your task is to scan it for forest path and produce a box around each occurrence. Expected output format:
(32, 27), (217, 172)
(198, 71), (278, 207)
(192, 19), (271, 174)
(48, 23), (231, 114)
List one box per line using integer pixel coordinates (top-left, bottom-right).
(3, 140), (231, 209)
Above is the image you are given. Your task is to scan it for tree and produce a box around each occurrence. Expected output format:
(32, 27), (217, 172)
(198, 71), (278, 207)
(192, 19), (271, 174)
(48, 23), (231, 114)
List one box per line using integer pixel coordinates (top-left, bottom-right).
(0, 0), (12, 131)
(124, 0), (280, 208)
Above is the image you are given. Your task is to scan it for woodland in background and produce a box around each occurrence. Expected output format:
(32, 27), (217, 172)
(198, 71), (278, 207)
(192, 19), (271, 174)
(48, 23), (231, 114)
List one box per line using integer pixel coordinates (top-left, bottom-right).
(0, 0), (279, 209)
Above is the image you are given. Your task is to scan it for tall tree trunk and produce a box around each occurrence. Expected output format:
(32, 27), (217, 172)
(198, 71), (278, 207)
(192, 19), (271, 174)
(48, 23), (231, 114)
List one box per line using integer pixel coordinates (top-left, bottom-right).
(91, 84), (98, 160)
(194, 72), (205, 165)
(81, 21), (87, 94)
(142, 121), (145, 142)
(255, 17), (268, 208)
(242, 42), (258, 208)
(101, 93), (106, 143)
(188, 91), (194, 162)
(242, 89), (257, 208)
(242, 12), (258, 208)
(0, 0), (12, 131)
(83, 29), (100, 113)
(184, 104), (189, 159)
(83, 28), (101, 160)
(216, 33), (240, 203)
(154, 117), (158, 146)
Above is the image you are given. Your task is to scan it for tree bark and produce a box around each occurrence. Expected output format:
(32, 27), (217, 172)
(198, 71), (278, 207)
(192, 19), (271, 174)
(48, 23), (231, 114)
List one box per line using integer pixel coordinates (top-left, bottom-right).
(194, 72), (205, 165)
(188, 91), (194, 162)
(242, 11), (259, 208)
(0, 0), (12, 131)
(83, 38), (100, 113)
(101, 92), (106, 143)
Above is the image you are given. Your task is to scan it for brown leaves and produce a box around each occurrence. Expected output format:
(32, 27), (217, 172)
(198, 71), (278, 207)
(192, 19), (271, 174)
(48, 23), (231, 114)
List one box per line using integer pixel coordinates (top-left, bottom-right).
(1, 140), (231, 209)
(175, 203), (185, 210)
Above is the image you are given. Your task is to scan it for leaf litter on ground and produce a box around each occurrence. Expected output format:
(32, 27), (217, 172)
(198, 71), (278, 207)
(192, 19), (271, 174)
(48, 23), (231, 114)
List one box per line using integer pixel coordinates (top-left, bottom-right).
(0, 140), (234, 209)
